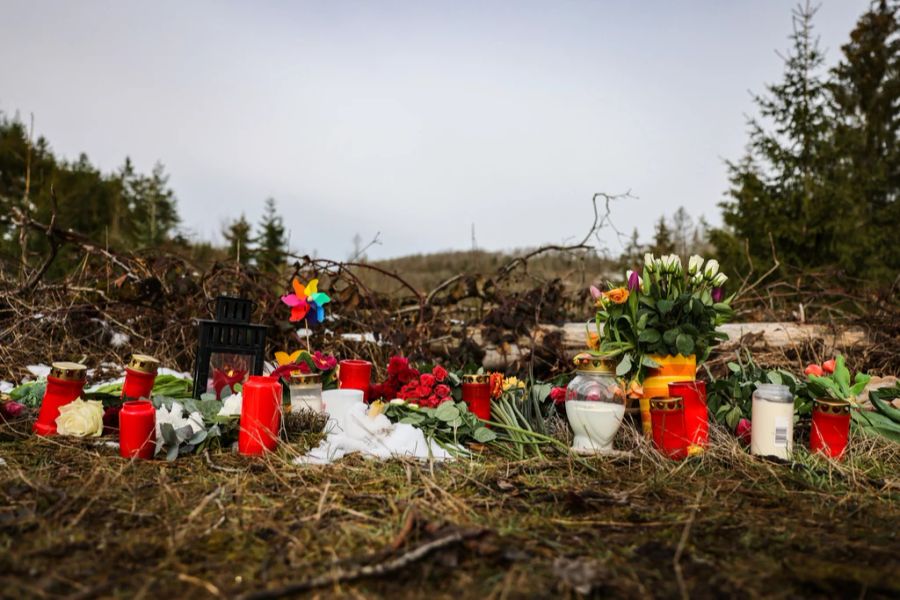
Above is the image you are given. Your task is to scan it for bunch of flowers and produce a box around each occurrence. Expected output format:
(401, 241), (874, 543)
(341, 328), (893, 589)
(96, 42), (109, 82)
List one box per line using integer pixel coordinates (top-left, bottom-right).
(369, 356), (421, 401)
(804, 354), (870, 404)
(591, 253), (735, 382)
(271, 349), (339, 389)
(398, 365), (452, 408)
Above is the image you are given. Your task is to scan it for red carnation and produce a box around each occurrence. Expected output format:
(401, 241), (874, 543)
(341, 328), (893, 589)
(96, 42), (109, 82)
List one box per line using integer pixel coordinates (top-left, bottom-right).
(432, 365), (448, 382)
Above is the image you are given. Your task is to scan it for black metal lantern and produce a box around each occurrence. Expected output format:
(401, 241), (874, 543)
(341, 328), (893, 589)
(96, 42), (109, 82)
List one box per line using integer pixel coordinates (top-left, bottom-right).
(192, 296), (268, 399)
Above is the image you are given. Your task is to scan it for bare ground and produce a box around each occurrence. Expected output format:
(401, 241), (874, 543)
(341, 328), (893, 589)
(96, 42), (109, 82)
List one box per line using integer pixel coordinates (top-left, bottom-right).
(0, 415), (898, 600)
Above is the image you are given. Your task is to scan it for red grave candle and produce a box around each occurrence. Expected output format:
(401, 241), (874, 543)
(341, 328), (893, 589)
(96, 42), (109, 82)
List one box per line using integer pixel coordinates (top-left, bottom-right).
(239, 376), (282, 456)
(34, 362), (87, 436)
(810, 399), (851, 459)
(338, 359), (373, 401)
(668, 380), (708, 454)
(122, 354), (159, 400)
(462, 374), (492, 421)
(119, 400), (156, 459)
(650, 397), (689, 460)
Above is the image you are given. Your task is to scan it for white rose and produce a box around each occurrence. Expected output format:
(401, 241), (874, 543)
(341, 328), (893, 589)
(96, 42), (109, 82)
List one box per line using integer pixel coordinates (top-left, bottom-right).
(704, 259), (720, 279)
(688, 255), (704, 275)
(644, 253), (656, 272)
(218, 393), (243, 417)
(712, 272), (728, 286)
(389, 398), (406, 405)
(670, 254), (683, 273)
(56, 399), (104, 437)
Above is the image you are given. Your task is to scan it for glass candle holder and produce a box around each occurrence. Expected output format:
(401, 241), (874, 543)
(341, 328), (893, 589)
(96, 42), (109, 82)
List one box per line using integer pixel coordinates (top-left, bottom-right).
(34, 362), (87, 436)
(565, 354), (626, 455)
(462, 374), (491, 421)
(122, 354), (159, 400)
(289, 372), (323, 413)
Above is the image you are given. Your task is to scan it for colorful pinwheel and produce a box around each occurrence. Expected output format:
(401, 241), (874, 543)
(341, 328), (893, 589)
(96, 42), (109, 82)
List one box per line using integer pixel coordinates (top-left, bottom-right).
(281, 277), (331, 325)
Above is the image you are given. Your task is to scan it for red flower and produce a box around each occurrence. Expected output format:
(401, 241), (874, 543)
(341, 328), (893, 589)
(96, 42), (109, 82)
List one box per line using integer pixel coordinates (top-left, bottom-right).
(312, 351), (337, 371)
(400, 367), (419, 384)
(399, 382), (419, 399)
(0, 401), (25, 420)
(420, 373), (436, 388)
(435, 384), (451, 399)
(387, 356), (409, 377)
(549, 386), (567, 405)
(212, 368), (246, 399)
(822, 359), (836, 374)
(415, 385), (432, 398)
(432, 365), (448, 382)
(804, 364), (825, 377)
(735, 418), (752, 446)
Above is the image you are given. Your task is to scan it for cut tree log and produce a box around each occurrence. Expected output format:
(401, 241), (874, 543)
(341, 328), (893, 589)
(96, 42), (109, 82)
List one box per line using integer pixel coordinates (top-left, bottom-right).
(475, 322), (868, 370)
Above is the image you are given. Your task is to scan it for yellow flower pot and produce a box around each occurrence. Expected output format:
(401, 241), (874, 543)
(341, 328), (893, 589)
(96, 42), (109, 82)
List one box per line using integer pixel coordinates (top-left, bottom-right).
(639, 354), (697, 438)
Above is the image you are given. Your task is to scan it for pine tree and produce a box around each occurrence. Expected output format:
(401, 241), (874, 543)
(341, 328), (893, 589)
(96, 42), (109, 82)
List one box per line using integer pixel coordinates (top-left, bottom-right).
(828, 0), (900, 279)
(716, 2), (833, 274)
(650, 216), (675, 256)
(619, 227), (645, 270)
(671, 206), (693, 258)
(255, 198), (286, 274)
(223, 214), (253, 266)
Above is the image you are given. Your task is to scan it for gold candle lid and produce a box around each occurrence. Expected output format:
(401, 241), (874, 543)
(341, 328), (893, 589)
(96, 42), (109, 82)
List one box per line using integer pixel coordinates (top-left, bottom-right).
(128, 354), (159, 374)
(290, 372), (321, 385)
(50, 362), (87, 381)
(462, 374), (490, 384)
(573, 352), (614, 373)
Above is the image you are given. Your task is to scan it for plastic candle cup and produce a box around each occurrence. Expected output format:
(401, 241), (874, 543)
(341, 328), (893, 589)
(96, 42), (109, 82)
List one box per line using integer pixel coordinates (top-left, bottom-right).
(810, 399), (851, 459)
(462, 374), (492, 421)
(238, 376), (282, 456)
(122, 354), (159, 400)
(668, 381), (708, 455)
(119, 400), (156, 459)
(322, 389), (365, 434)
(34, 362), (87, 436)
(650, 397), (689, 460)
(338, 359), (373, 401)
(751, 383), (794, 459)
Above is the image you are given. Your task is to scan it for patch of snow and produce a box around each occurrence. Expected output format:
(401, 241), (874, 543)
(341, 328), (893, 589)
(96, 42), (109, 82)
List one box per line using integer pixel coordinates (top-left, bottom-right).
(294, 403), (453, 465)
(0, 457), (6, 467)
(0, 381), (13, 394)
(110, 332), (130, 347)
(26, 365), (51, 378)
(158, 368), (191, 379)
(340, 332), (377, 343)
(295, 328), (312, 338)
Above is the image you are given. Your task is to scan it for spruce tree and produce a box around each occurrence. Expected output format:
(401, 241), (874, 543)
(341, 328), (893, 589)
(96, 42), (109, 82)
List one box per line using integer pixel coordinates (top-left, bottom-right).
(716, 3), (833, 274)
(650, 216), (675, 256)
(255, 198), (287, 274)
(829, 0), (899, 279)
(223, 214), (253, 266)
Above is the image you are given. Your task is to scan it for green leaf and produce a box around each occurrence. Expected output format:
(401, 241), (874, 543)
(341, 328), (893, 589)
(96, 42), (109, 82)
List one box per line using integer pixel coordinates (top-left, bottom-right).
(435, 403), (461, 422)
(166, 445), (180, 462)
(766, 371), (783, 385)
(473, 427), (497, 443)
(675, 333), (695, 356)
(657, 299), (674, 315)
(616, 354), (633, 377)
(727, 362), (742, 374)
(638, 329), (661, 344)
(160, 423), (178, 446)
(871, 394), (900, 424)
(399, 414), (427, 425)
(663, 328), (679, 345)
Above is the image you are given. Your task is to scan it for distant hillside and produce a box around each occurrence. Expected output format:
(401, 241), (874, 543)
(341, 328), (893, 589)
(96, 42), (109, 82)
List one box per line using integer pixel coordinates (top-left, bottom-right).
(361, 248), (617, 294)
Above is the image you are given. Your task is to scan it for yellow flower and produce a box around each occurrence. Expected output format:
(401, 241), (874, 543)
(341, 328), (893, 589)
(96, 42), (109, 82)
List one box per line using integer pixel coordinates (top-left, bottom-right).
(56, 399), (103, 437)
(603, 287), (629, 304)
(367, 400), (385, 419)
(274, 350), (303, 366)
(502, 376), (526, 392)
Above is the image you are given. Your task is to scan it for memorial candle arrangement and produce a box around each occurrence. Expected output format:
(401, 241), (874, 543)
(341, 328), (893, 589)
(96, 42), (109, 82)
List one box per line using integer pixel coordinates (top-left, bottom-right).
(461, 374), (491, 421)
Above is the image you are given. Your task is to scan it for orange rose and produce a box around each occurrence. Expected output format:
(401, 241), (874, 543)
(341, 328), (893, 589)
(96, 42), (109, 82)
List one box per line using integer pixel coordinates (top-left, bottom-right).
(603, 287), (629, 304)
(627, 380), (643, 399)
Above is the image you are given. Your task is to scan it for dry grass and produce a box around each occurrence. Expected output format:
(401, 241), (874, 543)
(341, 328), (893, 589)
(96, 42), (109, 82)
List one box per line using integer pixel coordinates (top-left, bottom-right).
(1, 412), (898, 599)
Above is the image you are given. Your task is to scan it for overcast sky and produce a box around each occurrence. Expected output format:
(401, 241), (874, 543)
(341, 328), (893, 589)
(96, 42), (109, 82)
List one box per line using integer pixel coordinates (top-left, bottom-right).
(1, 0), (870, 260)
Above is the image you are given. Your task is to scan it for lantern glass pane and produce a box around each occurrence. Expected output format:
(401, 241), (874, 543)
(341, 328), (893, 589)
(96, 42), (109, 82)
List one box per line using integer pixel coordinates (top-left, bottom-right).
(205, 352), (254, 399)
